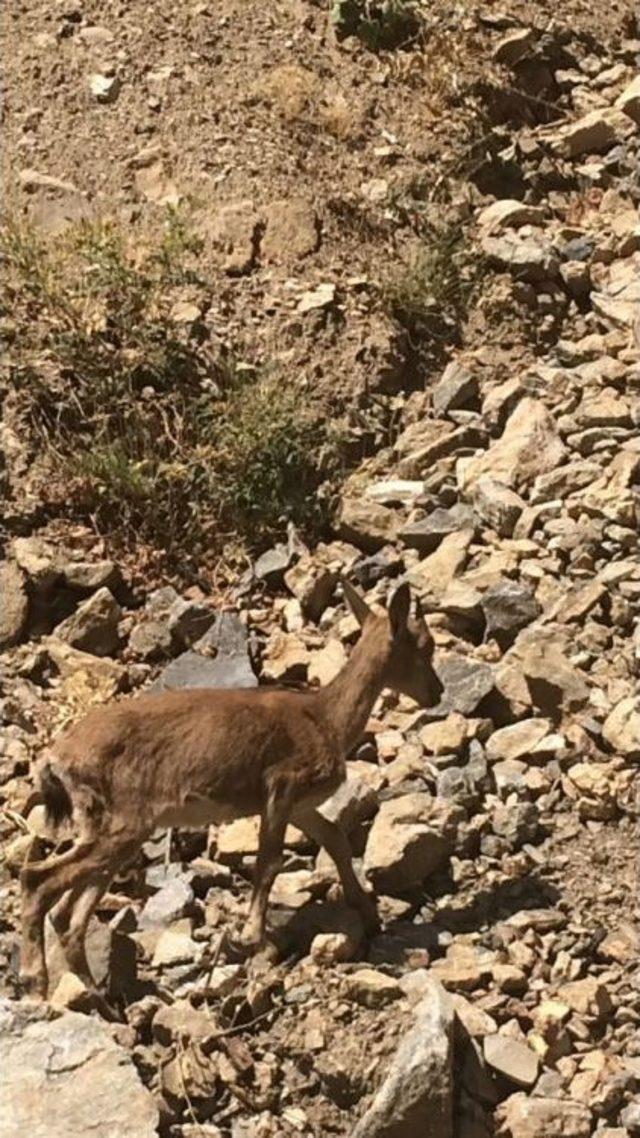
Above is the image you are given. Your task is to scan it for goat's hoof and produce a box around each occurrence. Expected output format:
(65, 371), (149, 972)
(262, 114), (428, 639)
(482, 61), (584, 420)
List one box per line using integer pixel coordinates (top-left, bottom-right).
(18, 970), (48, 1000)
(357, 896), (381, 937)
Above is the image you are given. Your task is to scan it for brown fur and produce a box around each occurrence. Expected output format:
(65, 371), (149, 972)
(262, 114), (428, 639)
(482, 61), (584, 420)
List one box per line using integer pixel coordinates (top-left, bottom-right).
(20, 582), (442, 997)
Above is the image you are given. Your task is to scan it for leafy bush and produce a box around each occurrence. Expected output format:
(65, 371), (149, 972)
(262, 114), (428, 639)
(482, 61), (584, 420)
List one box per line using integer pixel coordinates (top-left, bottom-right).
(1, 216), (343, 564)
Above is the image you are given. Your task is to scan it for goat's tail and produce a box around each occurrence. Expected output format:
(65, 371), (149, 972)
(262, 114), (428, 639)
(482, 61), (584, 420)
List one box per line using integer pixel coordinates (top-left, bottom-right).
(40, 761), (73, 830)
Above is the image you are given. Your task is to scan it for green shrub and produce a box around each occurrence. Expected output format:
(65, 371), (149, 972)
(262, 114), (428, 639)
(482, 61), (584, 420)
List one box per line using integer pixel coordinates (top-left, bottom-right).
(1, 216), (343, 564)
(331, 0), (421, 52)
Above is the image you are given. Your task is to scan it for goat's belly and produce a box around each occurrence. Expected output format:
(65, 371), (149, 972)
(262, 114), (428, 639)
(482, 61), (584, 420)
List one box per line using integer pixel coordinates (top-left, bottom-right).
(157, 795), (250, 829)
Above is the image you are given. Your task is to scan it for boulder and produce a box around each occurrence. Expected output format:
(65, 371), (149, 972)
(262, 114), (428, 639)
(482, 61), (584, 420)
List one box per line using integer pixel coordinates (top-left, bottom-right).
(152, 611), (257, 690)
(431, 361), (478, 416)
(0, 1000), (158, 1138)
(399, 505), (475, 555)
(407, 530), (473, 601)
(54, 587), (121, 656)
(0, 561), (29, 649)
(483, 1034), (539, 1088)
(363, 793), (462, 894)
(616, 74), (640, 124)
(261, 197), (319, 263)
(498, 1092), (591, 1138)
(460, 398), (565, 493)
(471, 477), (525, 537)
(352, 977), (453, 1138)
(477, 199), (544, 232)
(602, 697), (640, 758)
(482, 581), (541, 646)
(486, 719), (552, 763)
(338, 498), (400, 553)
(435, 654), (495, 716)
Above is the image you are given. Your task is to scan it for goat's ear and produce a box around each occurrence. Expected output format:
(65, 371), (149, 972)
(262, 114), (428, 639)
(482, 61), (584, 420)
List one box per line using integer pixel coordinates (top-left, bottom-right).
(342, 578), (371, 627)
(389, 583), (411, 638)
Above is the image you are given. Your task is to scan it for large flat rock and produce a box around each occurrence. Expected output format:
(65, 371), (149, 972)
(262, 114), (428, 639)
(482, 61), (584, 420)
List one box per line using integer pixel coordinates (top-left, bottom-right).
(0, 1000), (159, 1138)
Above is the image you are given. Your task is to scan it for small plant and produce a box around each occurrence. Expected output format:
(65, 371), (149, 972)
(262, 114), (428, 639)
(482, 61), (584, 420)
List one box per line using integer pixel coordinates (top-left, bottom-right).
(331, 0), (421, 52)
(382, 222), (475, 332)
(1, 216), (344, 566)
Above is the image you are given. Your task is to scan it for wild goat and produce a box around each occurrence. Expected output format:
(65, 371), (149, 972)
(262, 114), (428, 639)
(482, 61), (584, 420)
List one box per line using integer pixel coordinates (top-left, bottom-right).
(20, 580), (443, 998)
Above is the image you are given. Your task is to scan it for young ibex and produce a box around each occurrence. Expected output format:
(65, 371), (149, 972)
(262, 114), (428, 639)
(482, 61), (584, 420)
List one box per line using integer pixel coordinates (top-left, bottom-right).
(20, 580), (443, 997)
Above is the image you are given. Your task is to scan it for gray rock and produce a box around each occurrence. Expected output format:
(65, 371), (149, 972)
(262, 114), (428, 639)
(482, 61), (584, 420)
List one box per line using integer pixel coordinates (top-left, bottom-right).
(319, 775), (378, 833)
(399, 505), (475, 555)
(0, 562), (29, 649)
(284, 556), (337, 622)
(129, 618), (173, 661)
(353, 548), (404, 589)
(153, 611), (257, 691)
(0, 999), (158, 1138)
(139, 876), (195, 929)
(471, 477), (525, 537)
(352, 976), (453, 1138)
(253, 544), (292, 587)
(482, 581), (540, 647)
(168, 598), (215, 648)
(432, 362), (478, 417)
(480, 230), (559, 281)
(54, 587), (121, 656)
(492, 801), (539, 849)
(435, 654), (495, 715)
(621, 1100), (640, 1132)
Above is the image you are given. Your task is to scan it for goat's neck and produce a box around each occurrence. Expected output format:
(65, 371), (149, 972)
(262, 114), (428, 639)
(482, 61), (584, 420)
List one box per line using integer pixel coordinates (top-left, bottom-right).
(320, 619), (390, 755)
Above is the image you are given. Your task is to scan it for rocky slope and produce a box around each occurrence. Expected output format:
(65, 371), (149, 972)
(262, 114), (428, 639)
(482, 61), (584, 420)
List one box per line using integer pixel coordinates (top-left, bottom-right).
(1, 2), (640, 1137)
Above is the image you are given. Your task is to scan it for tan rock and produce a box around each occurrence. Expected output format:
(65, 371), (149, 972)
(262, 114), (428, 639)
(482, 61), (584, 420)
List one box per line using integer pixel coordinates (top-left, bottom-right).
(484, 1033), (539, 1087)
(338, 497), (399, 553)
(407, 529), (473, 600)
(363, 793), (462, 893)
(557, 977), (612, 1019)
(486, 719), (551, 763)
(499, 1092), (591, 1138)
(567, 762), (616, 801)
(50, 971), (94, 1011)
(308, 639), (347, 686)
(345, 968), (402, 1008)
(460, 398), (565, 492)
(552, 107), (632, 157)
(262, 630), (310, 682)
(477, 199), (545, 232)
(310, 932), (358, 963)
(262, 197), (319, 263)
(0, 561), (29, 649)
(597, 924), (638, 965)
(616, 74), (640, 124)
(420, 712), (469, 756)
(450, 993), (497, 1037)
(430, 943), (494, 992)
(603, 696), (640, 757)
(206, 199), (260, 274)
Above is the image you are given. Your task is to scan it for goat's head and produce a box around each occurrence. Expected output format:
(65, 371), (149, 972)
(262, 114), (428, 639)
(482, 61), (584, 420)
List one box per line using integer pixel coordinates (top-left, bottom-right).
(343, 579), (443, 708)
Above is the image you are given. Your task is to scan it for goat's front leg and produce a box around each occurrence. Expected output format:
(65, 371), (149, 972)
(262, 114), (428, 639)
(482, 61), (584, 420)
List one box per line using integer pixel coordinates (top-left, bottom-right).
(239, 795), (288, 948)
(293, 807), (379, 934)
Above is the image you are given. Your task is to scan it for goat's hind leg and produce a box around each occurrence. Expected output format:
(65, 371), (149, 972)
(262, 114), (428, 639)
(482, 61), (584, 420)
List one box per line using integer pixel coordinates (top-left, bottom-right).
(293, 807), (379, 934)
(20, 838), (95, 998)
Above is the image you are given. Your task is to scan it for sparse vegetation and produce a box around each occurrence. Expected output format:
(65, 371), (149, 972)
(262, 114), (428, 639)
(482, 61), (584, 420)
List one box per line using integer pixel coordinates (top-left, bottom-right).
(380, 221), (483, 363)
(1, 217), (344, 564)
